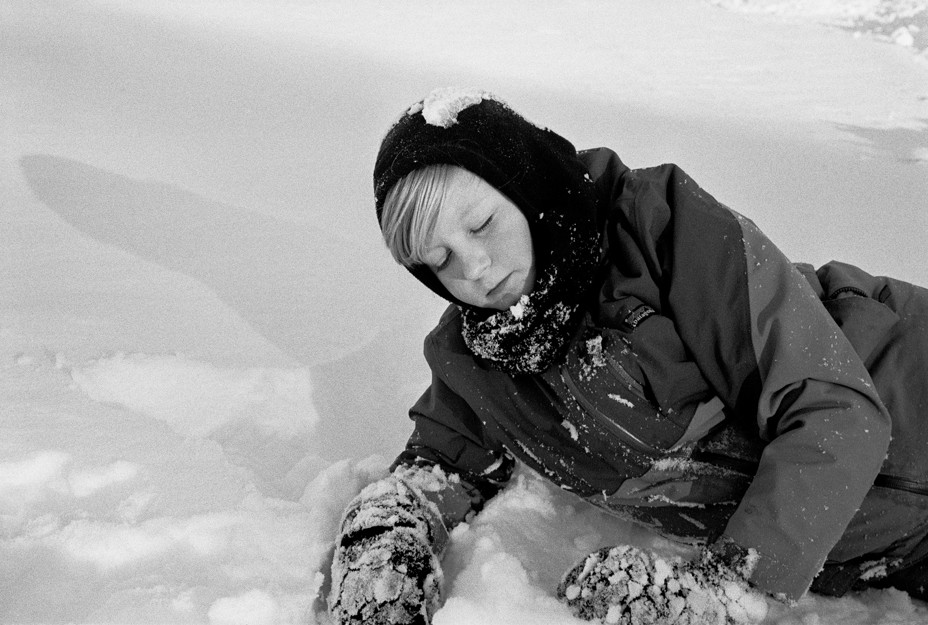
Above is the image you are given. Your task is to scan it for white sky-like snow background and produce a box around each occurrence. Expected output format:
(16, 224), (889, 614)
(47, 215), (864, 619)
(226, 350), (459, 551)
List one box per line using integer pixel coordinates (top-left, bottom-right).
(2, 1), (928, 623)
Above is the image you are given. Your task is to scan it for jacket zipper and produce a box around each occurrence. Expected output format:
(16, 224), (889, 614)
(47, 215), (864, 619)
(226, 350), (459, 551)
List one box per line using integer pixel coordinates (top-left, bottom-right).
(873, 474), (928, 496)
(560, 364), (663, 457)
(692, 450), (928, 497)
(690, 449), (756, 475)
(604, 351), (650, 402)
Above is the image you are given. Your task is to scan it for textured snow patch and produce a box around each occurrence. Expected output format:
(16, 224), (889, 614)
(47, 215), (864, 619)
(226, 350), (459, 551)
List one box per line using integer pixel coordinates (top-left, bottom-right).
(911, 146), (928, 161)
(0, 451), (140, 522)
(0, 450), (71, 497)
(68, 460), (139, 497)
(418, 87), (492, 128)
(208, 589), (280, 625)
(707, 0), (928, 52)
(70, 353), (318, 438)
(300, 455), (390, 538)
(56, 513), (237, 569)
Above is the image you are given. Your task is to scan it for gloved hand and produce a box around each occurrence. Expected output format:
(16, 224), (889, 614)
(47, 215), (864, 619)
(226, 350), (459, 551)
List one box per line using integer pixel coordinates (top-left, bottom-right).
(556, 543), (768, 625)
(328, 476), (449, 625)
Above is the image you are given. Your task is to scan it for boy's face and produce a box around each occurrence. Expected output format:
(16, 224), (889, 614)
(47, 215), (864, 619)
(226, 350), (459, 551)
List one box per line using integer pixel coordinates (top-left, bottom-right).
(422, 168), (536, 310)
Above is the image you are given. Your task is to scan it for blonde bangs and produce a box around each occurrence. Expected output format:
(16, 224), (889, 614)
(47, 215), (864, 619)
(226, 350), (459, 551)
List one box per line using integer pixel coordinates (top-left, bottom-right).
(381, 164), (459, 267)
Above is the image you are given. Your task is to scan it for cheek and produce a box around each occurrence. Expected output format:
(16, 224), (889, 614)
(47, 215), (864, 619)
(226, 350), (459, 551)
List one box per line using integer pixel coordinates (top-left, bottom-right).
(509, 223), (535, 269)
(491, 221), (528, 265)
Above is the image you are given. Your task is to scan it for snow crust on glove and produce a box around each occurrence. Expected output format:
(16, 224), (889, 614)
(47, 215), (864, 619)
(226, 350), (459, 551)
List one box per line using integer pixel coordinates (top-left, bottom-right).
(557, 545), (768, 625)
(328, 473), (449, 625)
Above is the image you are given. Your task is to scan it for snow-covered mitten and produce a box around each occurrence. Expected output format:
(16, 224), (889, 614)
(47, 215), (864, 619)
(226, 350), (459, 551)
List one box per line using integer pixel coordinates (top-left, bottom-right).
(328, 476), (449, 625)
(556, 542), (768, 625)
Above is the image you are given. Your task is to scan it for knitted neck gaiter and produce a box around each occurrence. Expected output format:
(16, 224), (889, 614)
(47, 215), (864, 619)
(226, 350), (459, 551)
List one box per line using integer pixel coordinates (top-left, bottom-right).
(459, 272), (580, 375)
(374, 88), (602, 375)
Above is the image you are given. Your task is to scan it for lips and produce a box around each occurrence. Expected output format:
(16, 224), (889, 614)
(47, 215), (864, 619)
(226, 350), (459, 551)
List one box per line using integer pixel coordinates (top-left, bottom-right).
(487, 273), (511, 299)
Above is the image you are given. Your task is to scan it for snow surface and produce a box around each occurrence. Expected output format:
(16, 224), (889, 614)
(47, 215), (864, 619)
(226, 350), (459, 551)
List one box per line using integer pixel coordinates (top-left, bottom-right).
(2, 0), (928, 623)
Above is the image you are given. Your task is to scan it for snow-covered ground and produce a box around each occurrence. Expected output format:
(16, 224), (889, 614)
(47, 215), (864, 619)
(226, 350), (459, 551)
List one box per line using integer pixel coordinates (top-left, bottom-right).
(2, 0), (927, 623)
(710, 0), (928, 52)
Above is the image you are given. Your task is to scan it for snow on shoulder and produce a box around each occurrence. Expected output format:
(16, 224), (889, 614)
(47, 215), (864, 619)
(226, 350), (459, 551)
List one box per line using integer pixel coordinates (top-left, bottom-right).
(411, 87), (494, 128)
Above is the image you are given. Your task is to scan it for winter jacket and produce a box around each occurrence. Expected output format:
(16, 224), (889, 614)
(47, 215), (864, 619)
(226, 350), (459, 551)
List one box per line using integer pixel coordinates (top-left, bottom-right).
(393, 147), (928, 600)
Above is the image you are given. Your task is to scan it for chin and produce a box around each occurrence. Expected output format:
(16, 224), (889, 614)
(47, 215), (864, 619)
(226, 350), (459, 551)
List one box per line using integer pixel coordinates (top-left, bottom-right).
(495, 293), (524, 311)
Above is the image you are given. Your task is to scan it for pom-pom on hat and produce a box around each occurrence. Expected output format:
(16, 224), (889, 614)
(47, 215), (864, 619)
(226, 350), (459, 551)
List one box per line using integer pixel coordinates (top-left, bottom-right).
(373, 87), (603, 307)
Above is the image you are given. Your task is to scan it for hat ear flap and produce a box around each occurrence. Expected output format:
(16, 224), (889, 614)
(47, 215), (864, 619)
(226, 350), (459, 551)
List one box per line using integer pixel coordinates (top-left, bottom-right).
(409, 264), (460, 306)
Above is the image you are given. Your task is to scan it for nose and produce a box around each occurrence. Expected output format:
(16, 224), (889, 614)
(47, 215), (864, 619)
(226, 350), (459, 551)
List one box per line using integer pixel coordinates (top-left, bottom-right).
(459, 245), (491, 281)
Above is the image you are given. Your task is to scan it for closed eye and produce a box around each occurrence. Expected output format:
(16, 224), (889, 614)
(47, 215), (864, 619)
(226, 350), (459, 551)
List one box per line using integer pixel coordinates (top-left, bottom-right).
(432, 214), (493, 273)
(434, 252), (451, 272)
(472, 215), (493, 233)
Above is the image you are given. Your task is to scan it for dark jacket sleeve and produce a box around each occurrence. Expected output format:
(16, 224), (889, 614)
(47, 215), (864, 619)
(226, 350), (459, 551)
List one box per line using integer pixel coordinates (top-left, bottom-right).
(589, 149), (893, 600)
(391, 309), (515, 530)
(713, 214), (892, 600)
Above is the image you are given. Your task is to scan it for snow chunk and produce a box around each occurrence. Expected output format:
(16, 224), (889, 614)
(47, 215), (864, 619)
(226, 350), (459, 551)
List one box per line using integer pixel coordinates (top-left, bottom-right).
(859, 558), (892, 581)
(480, 455), (507, 477)
(608, 393), (635, 408)
(394, 462), (458, 493)
(605, 604), (622, 623)
(892, 25), (916, 46)
(585, 335), (606, 368)
(509, 294), (529, 320)
(418, 87), (491, 128)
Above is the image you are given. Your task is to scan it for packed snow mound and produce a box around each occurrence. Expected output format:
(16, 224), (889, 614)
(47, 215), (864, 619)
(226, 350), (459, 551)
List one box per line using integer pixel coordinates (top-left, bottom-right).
(65, 353), (323, 500)
(70, 352), (318, 439)
(0, 451), (139, 530)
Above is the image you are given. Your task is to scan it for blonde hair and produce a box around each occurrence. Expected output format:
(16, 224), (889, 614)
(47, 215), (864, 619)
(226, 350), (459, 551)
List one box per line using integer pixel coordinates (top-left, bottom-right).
(380, 164), (477, 267)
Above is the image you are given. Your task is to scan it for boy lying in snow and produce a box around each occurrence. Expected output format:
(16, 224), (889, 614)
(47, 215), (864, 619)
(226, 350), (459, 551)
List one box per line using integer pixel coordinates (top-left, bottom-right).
(328, 87), (928, 624)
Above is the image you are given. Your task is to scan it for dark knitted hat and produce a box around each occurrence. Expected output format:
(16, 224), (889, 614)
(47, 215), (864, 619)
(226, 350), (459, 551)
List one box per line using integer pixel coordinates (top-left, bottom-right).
(373, 88), (602, 306)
